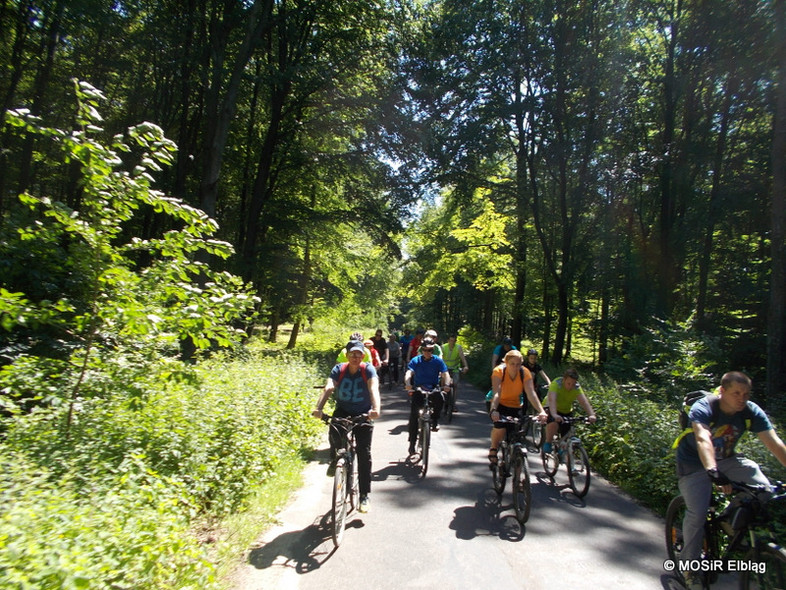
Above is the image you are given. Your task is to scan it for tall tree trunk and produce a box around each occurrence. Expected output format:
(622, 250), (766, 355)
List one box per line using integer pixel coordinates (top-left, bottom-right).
(767, 0), (786, 402)
(198, 0), (273, 218)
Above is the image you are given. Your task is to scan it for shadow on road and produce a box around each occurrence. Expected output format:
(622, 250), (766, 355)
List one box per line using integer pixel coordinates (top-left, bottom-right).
(449, 488), (527, 542)
(247, 511), (365, 574)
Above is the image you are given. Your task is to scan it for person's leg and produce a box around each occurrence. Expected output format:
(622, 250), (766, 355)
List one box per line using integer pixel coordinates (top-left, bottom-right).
(431, 391), (444, 428)
(678, 469), (713, 564)
(408, 390), (425, 451)
(718, 456), (771, 486)
(354, 422), (373, 497)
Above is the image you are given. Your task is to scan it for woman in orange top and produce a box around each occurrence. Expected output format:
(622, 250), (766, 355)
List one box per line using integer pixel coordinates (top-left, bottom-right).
(488, 350), (547, 465)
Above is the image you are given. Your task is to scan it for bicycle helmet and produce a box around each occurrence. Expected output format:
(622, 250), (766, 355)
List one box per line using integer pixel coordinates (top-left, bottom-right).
(527, 349), (538, 356)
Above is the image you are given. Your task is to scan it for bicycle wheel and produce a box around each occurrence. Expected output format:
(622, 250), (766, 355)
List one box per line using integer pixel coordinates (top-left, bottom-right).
(331, 457), (349, 547)
(347, 455), (358, 512)
(418, 416), (430, 478)
(492, 443), (508, 495)
(541, 441), (559, 478)
(741, 543), (786, 589)
(445, 385), (455, 424)
(664, 495), (686, 564)
(527, 420), (543, 451)
(567, 442), (591, 497)
(512, 448), (531, 524)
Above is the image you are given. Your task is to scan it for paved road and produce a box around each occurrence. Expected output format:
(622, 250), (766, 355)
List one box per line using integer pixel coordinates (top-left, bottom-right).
(230, 382), (736, 590)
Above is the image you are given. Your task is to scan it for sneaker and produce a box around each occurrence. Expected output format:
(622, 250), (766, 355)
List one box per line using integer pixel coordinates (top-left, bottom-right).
(542, 442), (552, 454)
(359, 495), (370, 513)
(431, 423), (440, 432)
(326, 462), (336, 477)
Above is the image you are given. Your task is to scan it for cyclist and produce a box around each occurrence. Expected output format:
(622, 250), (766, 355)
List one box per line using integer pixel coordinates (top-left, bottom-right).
(399, 328), (414, 371)
(336, 332), (372, 364)
(488, 350), (547, 466)
(386, 333), (401, 385)
(443, 334), (469, 411)
(675, 371), (786, 589)
(371, 329), (389, 379)
(541, 368), (597, 454)
(406, 328), (425, 364)
(313, 340), (381, 513)
(523, 349), (551, 389)
(404, 338), (450, 455)
(491, 336), (517, 370)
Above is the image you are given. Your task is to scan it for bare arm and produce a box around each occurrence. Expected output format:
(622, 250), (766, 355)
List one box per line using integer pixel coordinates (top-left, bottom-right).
(524, 378), (547, 418)
(312, 377), (335, 418)
(758, 429), (786, 467)
(576, 393), (597, 423)
(368, 376), (381, 419)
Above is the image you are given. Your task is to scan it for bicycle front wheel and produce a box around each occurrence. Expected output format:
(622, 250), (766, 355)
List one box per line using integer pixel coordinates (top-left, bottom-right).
(418, 417), (430, 478)
(331, 458), (349, 547)
(492, 443), (508, 495)
(567, 442), (591, 497)
(512, 448), (531, 524)
(445, 386), (455, 424)
(741, 543), (786, 589)
(541, 441), (559, 478)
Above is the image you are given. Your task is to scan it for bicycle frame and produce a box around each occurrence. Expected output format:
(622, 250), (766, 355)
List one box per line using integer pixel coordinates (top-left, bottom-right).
(541, 415), (592, 497)
(491, 414), (533, 524)
(665, 480), (786, 589)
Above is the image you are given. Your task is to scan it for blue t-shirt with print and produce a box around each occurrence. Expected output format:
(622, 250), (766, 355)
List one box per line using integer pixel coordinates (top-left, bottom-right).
(676, 396), (771, 475)
(408, 355), (448, 388)
(330, 363), (377, 415)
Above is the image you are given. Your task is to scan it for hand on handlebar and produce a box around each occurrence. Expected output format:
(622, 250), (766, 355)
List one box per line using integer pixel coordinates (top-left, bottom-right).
(312, 409), (323, 419)
(536, 411), (548, 424)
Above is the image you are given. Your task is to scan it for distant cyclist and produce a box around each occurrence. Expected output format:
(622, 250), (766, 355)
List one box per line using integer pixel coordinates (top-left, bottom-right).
(491, 336), (517, 370)
(313, 340), (381, 513)
(404, 338), (450, 455)
(541, 368), (597, 454)
(523, 349), (550, 389)
(443, 334), (469, 410)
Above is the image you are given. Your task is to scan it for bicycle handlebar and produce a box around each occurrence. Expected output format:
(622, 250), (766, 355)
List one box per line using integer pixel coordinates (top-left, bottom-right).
(320, 413), (371, 426)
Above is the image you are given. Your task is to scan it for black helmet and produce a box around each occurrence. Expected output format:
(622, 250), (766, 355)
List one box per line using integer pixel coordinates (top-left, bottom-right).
(527, 349), (537, 356)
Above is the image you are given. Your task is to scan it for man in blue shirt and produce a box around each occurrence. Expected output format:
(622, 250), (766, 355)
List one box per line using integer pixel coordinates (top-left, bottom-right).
(675, 371), (786, 589)
(404, 338), (450, 455)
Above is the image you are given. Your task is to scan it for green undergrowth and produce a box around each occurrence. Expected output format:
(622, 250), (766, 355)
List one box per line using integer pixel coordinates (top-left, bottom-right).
(0, 339), (329, 589)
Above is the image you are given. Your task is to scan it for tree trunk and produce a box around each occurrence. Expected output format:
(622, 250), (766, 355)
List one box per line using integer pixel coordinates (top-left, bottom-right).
(767, 0), (786, 402)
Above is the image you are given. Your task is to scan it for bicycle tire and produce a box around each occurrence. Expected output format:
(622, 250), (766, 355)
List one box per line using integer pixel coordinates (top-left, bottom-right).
(567, 442), (591, 497)
(527, 420), (543, 451)
(492, 443), (508, 495)
(348, 454), (358, 512)
(541, 442), (559, 478)
(331, 458), (349, 547)
(665, 495), (686, 564)
(740, 543), (786, 589)
(445, 386), (455, 424)
(512, 447), (531, 524)
(418, 416), (430, 478)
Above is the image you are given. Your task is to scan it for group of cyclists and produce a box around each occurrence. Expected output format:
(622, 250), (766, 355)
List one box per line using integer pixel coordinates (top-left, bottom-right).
(312, 328), (786, 590)
(313, 329), (598, 514)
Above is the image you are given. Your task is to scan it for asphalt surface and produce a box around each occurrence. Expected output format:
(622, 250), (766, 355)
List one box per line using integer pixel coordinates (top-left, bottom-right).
(230, 381), (738, 590)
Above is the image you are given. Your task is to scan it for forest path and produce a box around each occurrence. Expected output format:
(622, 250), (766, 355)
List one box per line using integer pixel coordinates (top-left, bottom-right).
(229, 381), (735, 590)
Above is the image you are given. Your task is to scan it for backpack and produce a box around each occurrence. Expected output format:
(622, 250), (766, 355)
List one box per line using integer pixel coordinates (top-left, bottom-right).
(671, 389), (751, 450)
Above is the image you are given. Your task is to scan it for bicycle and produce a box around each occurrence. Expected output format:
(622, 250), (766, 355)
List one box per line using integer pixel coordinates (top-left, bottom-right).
(540, 415), (593, 497)
(491, 414), (534, 524)
(444, 367), (464, 423)
(665, 480), (786, 589)
(320, 413), (370, 547)
(409, 386), (442, 478)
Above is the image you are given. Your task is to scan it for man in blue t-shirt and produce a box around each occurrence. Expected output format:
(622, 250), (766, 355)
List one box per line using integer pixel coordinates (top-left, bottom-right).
(313, 340), (381, 513)
(675, 371), (786, 589)
(404, 338), (450, 455)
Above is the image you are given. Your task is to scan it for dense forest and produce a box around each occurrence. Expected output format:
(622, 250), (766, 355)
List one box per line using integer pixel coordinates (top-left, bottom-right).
(2, 1), (786, 587)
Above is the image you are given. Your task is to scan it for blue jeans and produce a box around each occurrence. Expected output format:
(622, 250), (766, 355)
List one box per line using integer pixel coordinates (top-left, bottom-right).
(677, 456), (769, 567)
